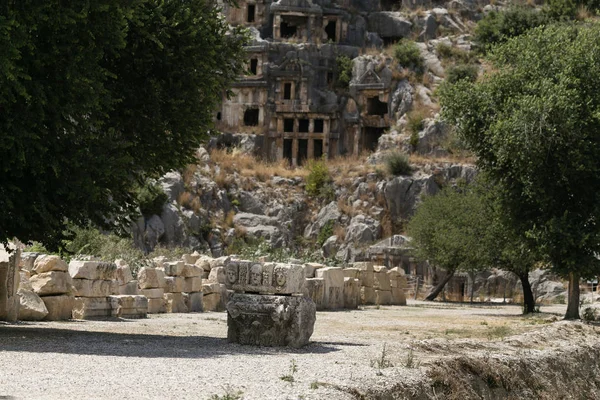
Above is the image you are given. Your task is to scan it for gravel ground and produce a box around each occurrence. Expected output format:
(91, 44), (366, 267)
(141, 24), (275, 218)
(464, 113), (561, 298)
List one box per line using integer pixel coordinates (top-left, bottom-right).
(0, 301), (572, 400)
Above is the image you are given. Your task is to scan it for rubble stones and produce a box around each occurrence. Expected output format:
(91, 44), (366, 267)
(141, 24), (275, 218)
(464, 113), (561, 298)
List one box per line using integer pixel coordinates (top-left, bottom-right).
(17, 289), (48, 321)
(227, 293), (316, 348)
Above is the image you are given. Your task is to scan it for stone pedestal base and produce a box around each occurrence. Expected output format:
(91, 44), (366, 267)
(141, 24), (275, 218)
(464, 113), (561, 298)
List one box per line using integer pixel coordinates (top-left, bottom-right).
(0, 246), (20, 322)
(226, 294), (316, 348)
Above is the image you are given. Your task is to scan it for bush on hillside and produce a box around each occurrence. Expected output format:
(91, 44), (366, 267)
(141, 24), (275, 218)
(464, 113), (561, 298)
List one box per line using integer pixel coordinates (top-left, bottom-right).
(136, 182), (168, 217)
(394, 40), (424, 72)
(446, 64), (479, 84)
(385, 152), (412, 176)
(306, 159), (332, 197)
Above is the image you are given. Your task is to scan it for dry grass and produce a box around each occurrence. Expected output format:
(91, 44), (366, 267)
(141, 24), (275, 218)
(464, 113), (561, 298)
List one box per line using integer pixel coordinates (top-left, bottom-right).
(177, 191), (201, 212)
(328, 153), (378, 187)
(224, 210), (236, 228)
(333, 225), (346, 241)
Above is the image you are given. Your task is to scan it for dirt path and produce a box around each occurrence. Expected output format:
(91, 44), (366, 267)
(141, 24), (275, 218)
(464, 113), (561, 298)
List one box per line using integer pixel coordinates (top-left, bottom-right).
(0, 301), (588, 400)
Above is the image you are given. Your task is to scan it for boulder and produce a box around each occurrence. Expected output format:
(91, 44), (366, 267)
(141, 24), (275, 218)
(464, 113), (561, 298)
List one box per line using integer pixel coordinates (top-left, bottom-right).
(19, 252), (40, 272)
(304, 202), (341, 238)
(159, 171), (185, 203)
(43, 295), (74, 320)
(33, 254), (68, 274)
(345, 214), (381, 244)
(30, 271), (72, 296)
(17, 289), (48, 321)
(69, 261), (117, 280)
(226, 293), (316, 347)
(367, 12), (412, 39)
(19, 271), (33, 291)
(321, 235), (339, 259)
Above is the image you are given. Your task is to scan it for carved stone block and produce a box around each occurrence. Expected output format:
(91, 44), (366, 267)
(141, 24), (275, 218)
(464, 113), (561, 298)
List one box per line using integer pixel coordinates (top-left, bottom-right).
(224, 261), (304, 295)
(226, 293), (316, 348)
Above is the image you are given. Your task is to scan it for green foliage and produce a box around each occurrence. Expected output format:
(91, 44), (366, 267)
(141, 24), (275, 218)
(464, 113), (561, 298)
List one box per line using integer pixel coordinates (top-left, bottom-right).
(0, 1), (248, 250)
(473, 6), (549, 54)
(545, 0), (578, 19)
(394, 40), (424, 72)
(407, 110), (426, 134)
(336, 55), (353, 88)
(583, 307), (598, 322)
(370, 343), (393, 369)
(440, 24), (600, 317)
(136, 183), (168, 217)
(280, 359), (298, 383)
(385, 152), (412, 176)
(317, 220), (335, 247)
(306, 159), (332, 197)
(436, 43), (476, 64)
(445, 64), (478, 84)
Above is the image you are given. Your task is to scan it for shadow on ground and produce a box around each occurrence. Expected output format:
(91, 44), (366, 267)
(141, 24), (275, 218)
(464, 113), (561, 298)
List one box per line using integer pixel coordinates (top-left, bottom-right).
(0, 324), (344, 359)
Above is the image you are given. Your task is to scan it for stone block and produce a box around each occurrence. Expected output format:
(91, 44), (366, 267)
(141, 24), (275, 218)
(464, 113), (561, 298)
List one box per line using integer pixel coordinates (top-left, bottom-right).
(147, 298), (166, 313)
(373, 265), (387, 273)
(43, 295), (74, 320)
(315, 267), (344, 287)
(109, 295), (147, 318)
(374, 271), (391, 291)
(302, 262), (324, 278)
(30, 271), (72, 296)
(20, 252), (39, 272)
(0, 246), (20, 322)
(72, 297), (111, 319)
(137, 267), (166, 289)
(226, 293), (316, 348)
(391, 287), (406, 305)
(360, 286), (376, 305)
(343, 278), (360, 309)
(119, 281), (139, 295)
(72, 279), (113, 297)
(202, 283), (221, 295)
(195, 257), (212, 272)
(375, 290), (392, 305)
(140, 288), (164, 299)
(207, 266), (226, 284)
(355, 262), (374, 287)
(342, 268), (360, 279)
(164, 276), (185, 293)
(209, 256), (230, 269)
(304, 278), (325, 311)
(182, 253), (201, 265)
(164, 293), (188, 313)
(182, 263), (203, 277)
(184, 277), (202, 293)
(69, 261), (117, 280)
(315, 267), (344, 309)
(17, 289), (48, 321)
(224, 261), (305, 295)
(116, 265), (134, 285)
(164, 261), (185, 276)
(33, 254), (68, 274)
(202, 292), (221, 312)
(184, 292), (203, 312)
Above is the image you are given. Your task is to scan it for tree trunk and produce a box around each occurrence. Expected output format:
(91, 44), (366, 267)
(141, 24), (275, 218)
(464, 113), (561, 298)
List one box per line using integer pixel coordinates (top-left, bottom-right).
(518, 271), (535, 314)
(425, 269), (455, 301)
(565, 272), (581, 320)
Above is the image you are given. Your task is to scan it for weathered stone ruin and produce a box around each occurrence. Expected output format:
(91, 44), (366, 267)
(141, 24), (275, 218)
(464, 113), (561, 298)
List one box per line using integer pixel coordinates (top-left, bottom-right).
(215, 0), (417, 164)
(224, 260), (316, 347)
(0, 245), (20, 322)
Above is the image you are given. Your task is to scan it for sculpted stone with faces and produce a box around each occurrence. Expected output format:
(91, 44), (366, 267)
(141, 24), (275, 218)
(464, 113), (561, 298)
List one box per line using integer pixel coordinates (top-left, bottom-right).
(273, 266), (286, 287)
(250, 264), (262, 286)
(226, 263), (238, 284)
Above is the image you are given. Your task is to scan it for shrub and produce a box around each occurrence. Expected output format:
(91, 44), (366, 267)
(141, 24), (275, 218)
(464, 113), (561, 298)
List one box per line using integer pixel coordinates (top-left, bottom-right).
(407, 110), (426, 134)
(136, 182), (168, 217)
(336, 55), (353, 88)
(306, 159), (332, 197)
(317, 220), (335, 247)
(394, 40), (424, 72)
(446, 64), (479, 84)
(474, 7), (549, 53)
(385, 152), (412, 176)
(436, 43), (475, 65)
(409, 131), (420, 152)
(583, 306), (598, 322)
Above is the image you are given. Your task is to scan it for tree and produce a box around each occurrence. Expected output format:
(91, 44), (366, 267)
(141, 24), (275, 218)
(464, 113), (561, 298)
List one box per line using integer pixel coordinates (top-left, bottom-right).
(0, 1), (247, 250)
(440, 23), (600, 319)
(406, 184), (491, 301)
(407, 179), (543, 312)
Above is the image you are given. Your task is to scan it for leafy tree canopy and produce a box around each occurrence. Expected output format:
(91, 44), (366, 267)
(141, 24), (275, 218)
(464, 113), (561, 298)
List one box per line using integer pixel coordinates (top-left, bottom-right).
(440, 23), (600, 317)
(0, 1), (247, 250)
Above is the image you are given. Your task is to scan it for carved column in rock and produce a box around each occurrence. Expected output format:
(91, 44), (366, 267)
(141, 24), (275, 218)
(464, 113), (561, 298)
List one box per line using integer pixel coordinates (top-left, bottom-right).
(0, 246), (20, 322)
